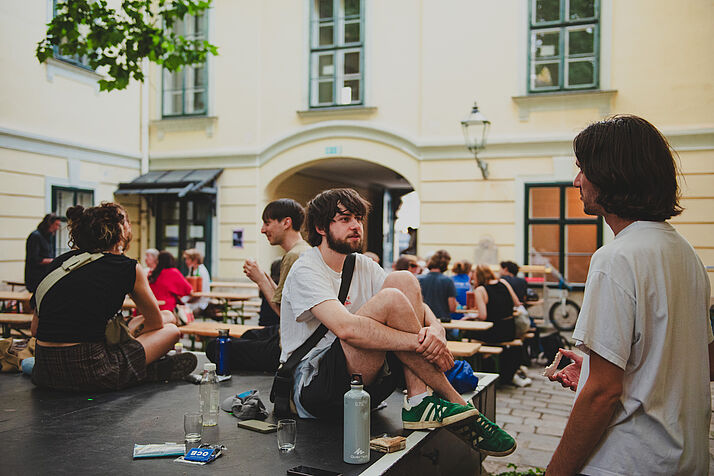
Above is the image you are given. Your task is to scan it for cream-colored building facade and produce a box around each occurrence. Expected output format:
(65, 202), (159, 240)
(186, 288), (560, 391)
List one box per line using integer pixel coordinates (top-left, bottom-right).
(1, 0), (712, 291)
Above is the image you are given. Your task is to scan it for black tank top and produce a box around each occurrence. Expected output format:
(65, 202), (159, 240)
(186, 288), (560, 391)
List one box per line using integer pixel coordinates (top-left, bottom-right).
(484, 281), (514, 322)
(33, 250), (137, 342)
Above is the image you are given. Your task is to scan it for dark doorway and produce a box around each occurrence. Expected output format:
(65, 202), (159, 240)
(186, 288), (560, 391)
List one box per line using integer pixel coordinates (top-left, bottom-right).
(155, 196), (213, 275)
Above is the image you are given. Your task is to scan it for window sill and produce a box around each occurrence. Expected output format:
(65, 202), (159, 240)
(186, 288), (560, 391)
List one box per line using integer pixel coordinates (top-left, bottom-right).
(151, 116), (217, 140)
(297, 106), (377, 118)
(45, 57), (102, 89)
(511, 89), (617, 121)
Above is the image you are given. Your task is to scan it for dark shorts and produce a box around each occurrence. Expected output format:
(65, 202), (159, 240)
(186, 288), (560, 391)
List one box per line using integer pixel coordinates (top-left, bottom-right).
(32, 339), (147, 392)
(299, 338), (404, 419)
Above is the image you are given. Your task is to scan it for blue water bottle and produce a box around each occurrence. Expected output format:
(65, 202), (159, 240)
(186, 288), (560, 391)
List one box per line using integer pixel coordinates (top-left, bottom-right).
(216, 329), (231, 376)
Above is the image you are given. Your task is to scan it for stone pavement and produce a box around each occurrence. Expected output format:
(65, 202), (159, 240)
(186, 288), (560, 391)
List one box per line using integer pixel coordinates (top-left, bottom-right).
(481, 364), (714, 475)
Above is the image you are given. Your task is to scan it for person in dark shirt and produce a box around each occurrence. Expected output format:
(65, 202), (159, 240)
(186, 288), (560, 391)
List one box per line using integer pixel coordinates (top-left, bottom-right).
(499, 261), (527, 303)
(418, 249), (457, 321)
(30, 202), (196, 392)
(24, 213), (61, 292)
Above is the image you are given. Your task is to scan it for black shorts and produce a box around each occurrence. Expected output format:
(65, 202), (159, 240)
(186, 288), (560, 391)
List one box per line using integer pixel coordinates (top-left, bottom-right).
(299, 338), (404, 419)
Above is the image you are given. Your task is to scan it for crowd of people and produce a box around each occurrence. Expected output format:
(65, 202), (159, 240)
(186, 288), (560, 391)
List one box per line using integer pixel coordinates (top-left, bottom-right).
(13, 114), (713, 473)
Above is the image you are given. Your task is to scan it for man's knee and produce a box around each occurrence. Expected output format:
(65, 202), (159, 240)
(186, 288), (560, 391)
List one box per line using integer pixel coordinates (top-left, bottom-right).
(383, 270), (420, 294)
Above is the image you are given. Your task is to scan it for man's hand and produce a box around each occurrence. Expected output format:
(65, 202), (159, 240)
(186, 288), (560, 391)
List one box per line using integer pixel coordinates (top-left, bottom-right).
(243, 258), (263, 284)
(548, 348), (583, 391)
(416, 325), (453, 372)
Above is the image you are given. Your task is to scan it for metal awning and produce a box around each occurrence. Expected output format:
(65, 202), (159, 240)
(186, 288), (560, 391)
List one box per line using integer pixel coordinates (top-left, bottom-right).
(115, 169), (223, 198)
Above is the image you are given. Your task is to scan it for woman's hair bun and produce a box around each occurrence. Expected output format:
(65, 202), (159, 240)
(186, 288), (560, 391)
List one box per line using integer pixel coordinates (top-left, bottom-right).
(65, 205), (85, 222)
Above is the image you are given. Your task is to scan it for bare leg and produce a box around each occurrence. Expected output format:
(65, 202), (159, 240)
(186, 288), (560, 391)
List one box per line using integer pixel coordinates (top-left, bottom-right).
(344, 271), (466, 405)
(131, 310), (180, 364)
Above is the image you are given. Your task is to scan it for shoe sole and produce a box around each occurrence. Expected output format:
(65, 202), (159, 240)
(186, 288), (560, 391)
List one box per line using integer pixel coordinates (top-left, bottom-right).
(146, 353), (198, 382)
(445, 421), (518, 457)
(402, 407), (478, 430)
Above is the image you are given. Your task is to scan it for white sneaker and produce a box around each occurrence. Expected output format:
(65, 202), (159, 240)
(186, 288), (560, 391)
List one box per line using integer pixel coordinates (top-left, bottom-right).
(512, 374), (533, 387)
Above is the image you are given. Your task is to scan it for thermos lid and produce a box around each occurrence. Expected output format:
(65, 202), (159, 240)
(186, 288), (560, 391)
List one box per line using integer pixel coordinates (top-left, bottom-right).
(218, 329), (230, 337)
(350, 373), (363, 386)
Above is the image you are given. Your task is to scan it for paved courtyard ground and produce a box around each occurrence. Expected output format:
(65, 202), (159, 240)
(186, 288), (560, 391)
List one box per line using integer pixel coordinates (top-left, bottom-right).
(481, 364), (714, 475)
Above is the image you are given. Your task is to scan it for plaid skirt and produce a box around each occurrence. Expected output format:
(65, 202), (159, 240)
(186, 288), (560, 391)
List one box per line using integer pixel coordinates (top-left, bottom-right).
(32, 339), (147, 392)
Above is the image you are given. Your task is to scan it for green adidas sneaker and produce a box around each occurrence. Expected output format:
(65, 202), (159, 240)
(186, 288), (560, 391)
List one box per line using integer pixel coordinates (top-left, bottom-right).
(447, 412), (516, 456)
(402, 395), (478, 430)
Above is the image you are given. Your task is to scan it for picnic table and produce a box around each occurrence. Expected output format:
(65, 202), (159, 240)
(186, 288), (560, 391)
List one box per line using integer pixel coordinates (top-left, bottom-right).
(3, 280), (26, 292)
(179, 321), (263, 350)
(441, 320), (493, 332)
(0, 291), (32, 313)
(192, 291), (256, 324)
(0, 313), (33, 337)
(209, 281), (258, 291)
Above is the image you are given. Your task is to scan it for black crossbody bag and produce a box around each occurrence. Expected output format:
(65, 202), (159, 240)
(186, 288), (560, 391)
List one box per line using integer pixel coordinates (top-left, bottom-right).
(270, 253), (356, 417)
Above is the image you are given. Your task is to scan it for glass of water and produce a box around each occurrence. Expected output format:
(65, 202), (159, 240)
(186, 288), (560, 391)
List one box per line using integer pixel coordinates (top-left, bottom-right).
(184, 412), (203, 452)
(277, 419), (296, 453)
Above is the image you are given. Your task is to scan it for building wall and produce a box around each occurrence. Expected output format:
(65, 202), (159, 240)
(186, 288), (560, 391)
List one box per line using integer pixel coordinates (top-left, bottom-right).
(2, 1), (712, 290)
(0, 1), (143, 284)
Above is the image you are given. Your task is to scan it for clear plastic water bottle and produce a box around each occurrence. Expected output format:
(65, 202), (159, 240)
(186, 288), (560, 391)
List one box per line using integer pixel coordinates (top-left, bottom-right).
(200, 363), (219, 426)
(216, 329), (231, 376)
(344, 373), (370, 464)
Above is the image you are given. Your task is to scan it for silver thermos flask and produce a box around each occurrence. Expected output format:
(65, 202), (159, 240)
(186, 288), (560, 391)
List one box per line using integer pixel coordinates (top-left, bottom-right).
(344, 373), (370, 464)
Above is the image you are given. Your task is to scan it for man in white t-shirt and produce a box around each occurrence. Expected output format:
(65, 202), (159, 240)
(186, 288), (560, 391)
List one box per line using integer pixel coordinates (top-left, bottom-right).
(546, 115), (713, 475)
(281, 188), (516, 456)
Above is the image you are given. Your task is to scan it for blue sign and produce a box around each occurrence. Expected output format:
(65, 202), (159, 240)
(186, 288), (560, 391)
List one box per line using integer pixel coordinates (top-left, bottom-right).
(325, 146), (342, 155)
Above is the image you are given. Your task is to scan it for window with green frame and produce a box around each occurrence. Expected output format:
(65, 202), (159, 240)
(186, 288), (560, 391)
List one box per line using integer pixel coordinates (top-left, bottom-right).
(162, 14), (208, 117)
(524, 182), (602, 286)
(52, 0), (91, 70)
(310, 0), (364, 107)
(528, 0), (599, 93)
(51, 186), (94, 256)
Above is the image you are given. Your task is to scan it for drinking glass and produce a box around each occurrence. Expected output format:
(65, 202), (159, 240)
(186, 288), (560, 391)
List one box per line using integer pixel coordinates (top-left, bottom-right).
(184, 412), (203, 452)
(277, 419), (296, 453)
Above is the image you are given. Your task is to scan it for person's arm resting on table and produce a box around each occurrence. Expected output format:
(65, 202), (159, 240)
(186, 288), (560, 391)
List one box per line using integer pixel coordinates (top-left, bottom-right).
(546, 351), (624, 475)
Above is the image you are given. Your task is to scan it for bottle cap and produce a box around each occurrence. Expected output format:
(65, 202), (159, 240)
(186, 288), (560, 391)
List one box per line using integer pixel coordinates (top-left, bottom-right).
(174, 342), (183, 350)
(350, 373), (363, 386)
(204, 363), (216, 371)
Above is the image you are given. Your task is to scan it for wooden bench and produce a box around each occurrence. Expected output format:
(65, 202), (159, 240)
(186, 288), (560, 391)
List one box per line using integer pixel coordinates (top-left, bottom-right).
(446, 340), (481, 358)
(179, 321), (264, 350)
(0, 313), (33, 337)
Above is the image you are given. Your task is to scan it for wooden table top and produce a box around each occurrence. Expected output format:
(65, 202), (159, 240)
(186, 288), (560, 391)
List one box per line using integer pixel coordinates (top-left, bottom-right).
(441, 320), (494, 331)
(122, 298), (165, 309)
(192, 291), (255, 301)
(210, 281), (258, 290)
(179, 321), (263, 338)
(0, 291), (32, 302)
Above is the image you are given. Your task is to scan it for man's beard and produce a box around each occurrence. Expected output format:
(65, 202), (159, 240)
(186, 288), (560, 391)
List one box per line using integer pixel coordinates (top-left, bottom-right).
(327, 229), (363, 255)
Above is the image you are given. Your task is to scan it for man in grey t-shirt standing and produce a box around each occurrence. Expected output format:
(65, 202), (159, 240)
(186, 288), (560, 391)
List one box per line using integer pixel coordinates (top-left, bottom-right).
(546, 116), (712, 475)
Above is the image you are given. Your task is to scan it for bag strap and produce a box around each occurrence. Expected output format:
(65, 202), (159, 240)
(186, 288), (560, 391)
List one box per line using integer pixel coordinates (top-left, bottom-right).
(277, 252), (357, 378)
(34, 252), (105, 314)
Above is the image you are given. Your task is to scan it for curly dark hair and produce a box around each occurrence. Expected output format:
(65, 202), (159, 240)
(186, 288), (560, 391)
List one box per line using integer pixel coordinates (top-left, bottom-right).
(66, 202), (130, 252)
(305, 188), (371, 247)
(426, 249), (451, 272)
(573, 115), (683, 221)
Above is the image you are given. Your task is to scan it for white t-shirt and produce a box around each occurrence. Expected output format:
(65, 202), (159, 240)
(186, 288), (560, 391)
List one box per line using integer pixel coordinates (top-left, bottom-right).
(280, 247), (387, 364)
(572, 221), (712, 475)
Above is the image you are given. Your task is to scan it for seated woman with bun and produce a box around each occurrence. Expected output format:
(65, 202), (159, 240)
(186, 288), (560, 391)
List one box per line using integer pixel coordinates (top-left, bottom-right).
(31, 202), (196, 392)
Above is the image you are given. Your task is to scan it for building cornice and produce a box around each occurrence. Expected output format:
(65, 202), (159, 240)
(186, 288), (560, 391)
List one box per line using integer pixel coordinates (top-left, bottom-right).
(148, 121), (714, 169)
(0, 126), (141, 169)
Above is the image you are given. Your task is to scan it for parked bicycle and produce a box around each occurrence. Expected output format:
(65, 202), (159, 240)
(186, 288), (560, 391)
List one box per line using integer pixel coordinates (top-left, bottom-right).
(526, 253), (581, 331)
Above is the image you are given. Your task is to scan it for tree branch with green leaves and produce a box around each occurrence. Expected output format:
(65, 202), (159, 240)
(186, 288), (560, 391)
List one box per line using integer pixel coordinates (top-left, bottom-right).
(36, 0), (219, 92)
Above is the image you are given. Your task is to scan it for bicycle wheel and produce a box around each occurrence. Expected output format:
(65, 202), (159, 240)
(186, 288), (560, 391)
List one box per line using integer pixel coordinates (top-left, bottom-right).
(549, 299), (581, 331)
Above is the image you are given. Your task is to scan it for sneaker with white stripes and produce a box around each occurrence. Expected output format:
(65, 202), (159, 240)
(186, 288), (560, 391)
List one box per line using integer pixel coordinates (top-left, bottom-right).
(401, 394), (477, 430)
